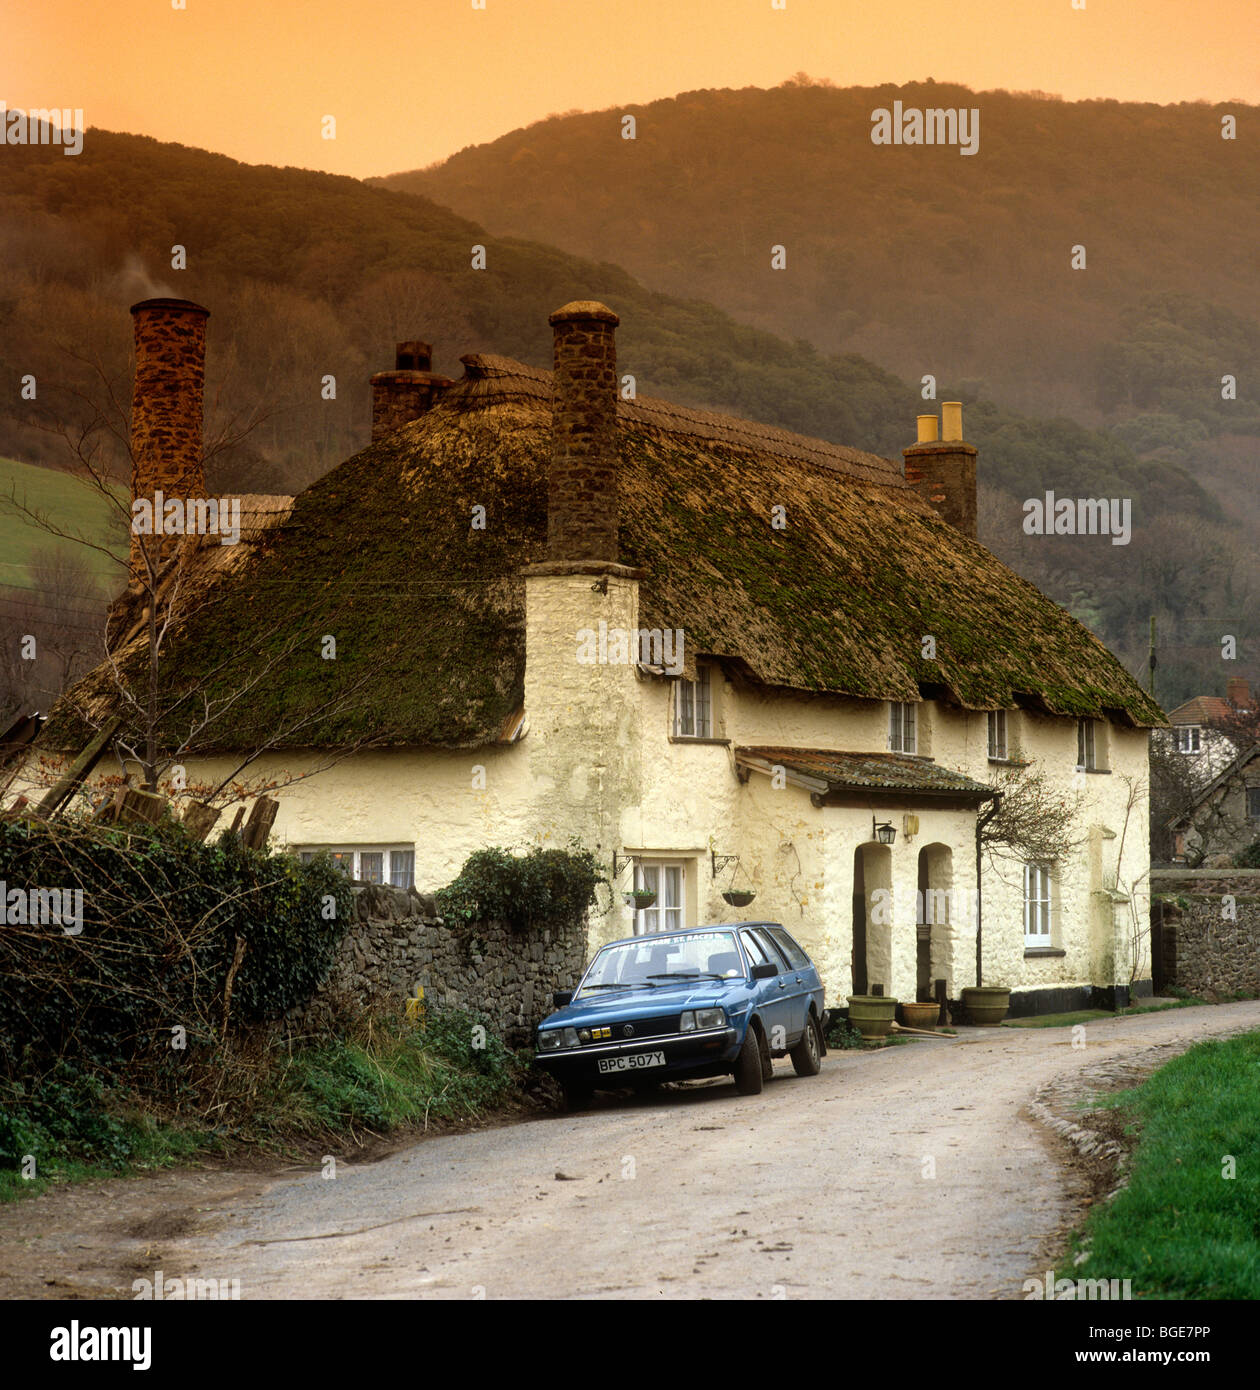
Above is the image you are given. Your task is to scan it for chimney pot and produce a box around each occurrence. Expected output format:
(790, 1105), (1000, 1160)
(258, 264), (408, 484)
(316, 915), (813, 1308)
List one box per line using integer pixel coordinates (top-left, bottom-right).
(916, 414), (939, 444)
(941, 401), (963, 442)
(1227, 676), (1252, 708)
(395, 341), (432, 371)
(369, 339), (452, 441)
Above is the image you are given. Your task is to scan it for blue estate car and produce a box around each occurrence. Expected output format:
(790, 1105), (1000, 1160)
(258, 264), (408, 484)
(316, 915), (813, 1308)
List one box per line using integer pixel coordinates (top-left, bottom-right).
(534, 923), (827, 1109)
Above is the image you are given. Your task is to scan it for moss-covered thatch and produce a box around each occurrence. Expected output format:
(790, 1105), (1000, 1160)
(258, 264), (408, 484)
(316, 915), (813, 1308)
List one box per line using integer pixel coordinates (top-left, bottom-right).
(40, 356), (1164, 754)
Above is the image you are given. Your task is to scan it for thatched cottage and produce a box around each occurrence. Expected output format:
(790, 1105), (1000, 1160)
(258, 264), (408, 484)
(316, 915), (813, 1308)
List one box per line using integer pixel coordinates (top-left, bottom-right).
(32, 296), (1164, 1016)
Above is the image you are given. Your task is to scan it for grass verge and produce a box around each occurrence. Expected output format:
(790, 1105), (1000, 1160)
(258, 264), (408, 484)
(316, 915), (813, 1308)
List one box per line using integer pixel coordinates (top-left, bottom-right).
(1061, 1028), (1260, 1298)
(0, 1007), (529, 1202)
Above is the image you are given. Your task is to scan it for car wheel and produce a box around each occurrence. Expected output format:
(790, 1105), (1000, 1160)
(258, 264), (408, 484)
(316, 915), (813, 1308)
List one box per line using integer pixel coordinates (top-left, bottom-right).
(733, 1027), (765, 1095)
(790, 1013), (822, 1077)
(562, 1082), (593, 1112)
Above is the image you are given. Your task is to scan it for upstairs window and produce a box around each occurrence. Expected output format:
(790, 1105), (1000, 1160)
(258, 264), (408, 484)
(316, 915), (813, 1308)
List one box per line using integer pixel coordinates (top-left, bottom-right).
(889, 701), (917, 754)
(987, 709), (1008, 760)
(1077, 719), (1097, 770)
(1174, 726), (1202, 754)
(674, 665), (713, 739)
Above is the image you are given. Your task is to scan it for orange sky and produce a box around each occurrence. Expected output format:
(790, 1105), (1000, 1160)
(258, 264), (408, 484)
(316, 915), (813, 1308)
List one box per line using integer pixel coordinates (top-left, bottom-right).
(6, 0), (1256, 178)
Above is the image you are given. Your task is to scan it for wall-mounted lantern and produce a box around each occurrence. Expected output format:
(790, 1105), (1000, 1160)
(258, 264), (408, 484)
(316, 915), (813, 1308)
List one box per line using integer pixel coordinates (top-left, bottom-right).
(873, 817), (897, 845)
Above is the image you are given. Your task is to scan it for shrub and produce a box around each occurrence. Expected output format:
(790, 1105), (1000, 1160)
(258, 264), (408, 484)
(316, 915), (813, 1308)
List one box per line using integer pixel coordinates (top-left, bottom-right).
(436, 843), (605, 932)
(0, 817), (353, 1076)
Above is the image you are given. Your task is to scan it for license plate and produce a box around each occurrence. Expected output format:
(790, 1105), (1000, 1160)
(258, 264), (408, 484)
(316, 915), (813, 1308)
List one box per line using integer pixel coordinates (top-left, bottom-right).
(597, 1051), (666, 1074)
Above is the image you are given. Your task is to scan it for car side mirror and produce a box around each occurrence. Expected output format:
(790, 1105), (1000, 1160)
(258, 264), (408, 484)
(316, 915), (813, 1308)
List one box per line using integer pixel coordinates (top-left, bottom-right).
(751, 962), (778, 980)
(553, 990), (574, 1007)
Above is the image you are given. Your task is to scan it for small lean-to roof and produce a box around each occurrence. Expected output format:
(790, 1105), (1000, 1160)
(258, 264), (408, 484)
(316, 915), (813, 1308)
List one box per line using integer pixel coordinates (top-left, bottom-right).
(40, 354), (1165, 754)
(736, 747), (995, 802)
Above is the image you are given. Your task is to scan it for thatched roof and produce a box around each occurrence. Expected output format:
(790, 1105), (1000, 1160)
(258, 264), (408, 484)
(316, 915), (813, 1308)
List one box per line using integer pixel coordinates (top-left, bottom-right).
(40, 357), (1164, 753)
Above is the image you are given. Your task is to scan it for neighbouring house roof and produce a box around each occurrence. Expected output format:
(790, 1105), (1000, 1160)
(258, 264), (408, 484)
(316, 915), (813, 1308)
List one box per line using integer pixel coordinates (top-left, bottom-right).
(1165, 695), (1252, 726)
(736, 747), (996, 802)
(39, 355), (1165, 754)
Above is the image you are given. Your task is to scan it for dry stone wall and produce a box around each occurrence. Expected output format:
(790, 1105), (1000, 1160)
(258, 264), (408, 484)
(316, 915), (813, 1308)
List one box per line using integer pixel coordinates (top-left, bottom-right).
(1150, 869), (1260, 1000)
(288, 883), (587, 1045)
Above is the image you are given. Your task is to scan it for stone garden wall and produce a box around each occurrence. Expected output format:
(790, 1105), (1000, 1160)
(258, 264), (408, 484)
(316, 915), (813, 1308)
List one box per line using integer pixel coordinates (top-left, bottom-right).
(1150, 869), (1260, 1000)
(288, 883), (587, 1045)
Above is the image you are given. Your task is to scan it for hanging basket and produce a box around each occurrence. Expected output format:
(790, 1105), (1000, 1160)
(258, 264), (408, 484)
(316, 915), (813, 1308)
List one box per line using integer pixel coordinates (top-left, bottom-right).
(623, 890), (657, 910)
(721, 889), (757, 908)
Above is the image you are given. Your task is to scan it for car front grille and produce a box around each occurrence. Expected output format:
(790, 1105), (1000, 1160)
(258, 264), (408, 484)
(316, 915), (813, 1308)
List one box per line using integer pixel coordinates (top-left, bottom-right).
(585, 1013), (681, 1043)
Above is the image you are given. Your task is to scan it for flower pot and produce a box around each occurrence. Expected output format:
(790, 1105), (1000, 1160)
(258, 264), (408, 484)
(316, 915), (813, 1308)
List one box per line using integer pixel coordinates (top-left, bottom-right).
(721, 889), (756, 908)
(962, 986), (1011, 1026)
(623, 891), (657, 910)
(846, 994), (898, 1039)
(900, 1001), (940, 1030)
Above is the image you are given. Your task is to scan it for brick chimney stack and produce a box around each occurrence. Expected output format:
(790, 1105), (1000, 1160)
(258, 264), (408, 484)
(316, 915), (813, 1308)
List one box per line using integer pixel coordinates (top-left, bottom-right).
(902, 402), (978, 538)
(547, 301), (620, 562)
(369, 342), (454, 441)
(1227, 676), (1253, 709)
(129, 297), (210, 582)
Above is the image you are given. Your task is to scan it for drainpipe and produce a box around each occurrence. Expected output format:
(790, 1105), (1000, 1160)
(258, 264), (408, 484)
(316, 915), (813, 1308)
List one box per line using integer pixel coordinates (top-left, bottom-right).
(974, 791), (1003, 986)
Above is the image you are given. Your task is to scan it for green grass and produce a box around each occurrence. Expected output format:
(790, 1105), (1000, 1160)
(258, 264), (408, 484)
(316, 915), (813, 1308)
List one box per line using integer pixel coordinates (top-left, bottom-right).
(0, 1009), (523, 1202)
(1004, 997), (1208, 1029)
(0, 456), (125, 589)
(1062, 1029), (1260, 1299)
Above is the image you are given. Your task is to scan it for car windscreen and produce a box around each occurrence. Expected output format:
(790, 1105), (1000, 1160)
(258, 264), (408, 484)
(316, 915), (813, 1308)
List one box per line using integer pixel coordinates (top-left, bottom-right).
(575, 931), (743, 997)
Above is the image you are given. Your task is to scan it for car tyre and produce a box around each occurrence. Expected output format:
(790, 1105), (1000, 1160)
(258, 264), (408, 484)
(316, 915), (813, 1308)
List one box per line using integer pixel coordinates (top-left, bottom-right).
(734, 1027), (765, 1095)
(562, 1082), (593, 1112)
(790, 1013), (822, 1077)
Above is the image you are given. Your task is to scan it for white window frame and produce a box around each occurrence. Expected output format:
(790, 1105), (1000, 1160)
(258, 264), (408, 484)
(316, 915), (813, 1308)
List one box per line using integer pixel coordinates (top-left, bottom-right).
(889, 701), (917, 754)
(296, 845), (415, 888)
(1024, 862), (1053, 946)
(1077, 719), (1097, 771)
(673, 665), (713, 739)
(1174, 726), (1202, 754)
(987, 709), (1008, 760)
(633, 859), (686, 935)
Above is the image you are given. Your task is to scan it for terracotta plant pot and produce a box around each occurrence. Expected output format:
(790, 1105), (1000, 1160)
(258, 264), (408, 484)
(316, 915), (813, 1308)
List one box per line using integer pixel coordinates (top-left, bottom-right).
(721, 889), (756, 908)
(900, 1001), (940, 1030)
(846, 994), (898, 1039)
(962, 986), (1011, 1026)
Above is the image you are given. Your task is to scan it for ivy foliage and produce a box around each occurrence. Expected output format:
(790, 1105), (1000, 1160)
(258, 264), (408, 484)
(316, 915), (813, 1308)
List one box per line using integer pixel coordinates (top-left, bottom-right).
(0, 817), (353, 1076)
(435, 843), (606, 933)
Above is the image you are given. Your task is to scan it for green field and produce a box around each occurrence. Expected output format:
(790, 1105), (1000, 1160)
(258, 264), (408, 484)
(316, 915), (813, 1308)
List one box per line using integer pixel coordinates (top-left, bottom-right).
(1062, 1029), (1260, 1298)
(0, 457), (126, 590)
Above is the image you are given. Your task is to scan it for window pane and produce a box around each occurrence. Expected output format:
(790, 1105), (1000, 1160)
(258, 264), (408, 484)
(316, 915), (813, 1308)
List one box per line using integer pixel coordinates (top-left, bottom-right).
(329, 852), (354, 876)
(904, 703), (916, 752)
(889, 703), (901, 749)
(663, 865), (681, 909)
(677, 682), (695, 737)
(359, 851), (384, 884)
(768, 927), (808, 968)
(740, 930), (769, 965)
(389, 850), (415, 888)
(695, 668), (712, 738)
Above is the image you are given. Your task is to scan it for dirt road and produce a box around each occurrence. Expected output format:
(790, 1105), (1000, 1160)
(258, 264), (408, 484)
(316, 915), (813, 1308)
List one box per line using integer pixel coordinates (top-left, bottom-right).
(5, 1001), (1257, 1299)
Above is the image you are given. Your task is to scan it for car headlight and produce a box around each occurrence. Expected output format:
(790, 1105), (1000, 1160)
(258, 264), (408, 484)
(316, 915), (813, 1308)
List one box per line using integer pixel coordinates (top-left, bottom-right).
(538, 1030), (561, 1051)
(561, 1027), (580, 1048)
(695, 1007), (726, 1030)
(679, 1010), (696, 1032)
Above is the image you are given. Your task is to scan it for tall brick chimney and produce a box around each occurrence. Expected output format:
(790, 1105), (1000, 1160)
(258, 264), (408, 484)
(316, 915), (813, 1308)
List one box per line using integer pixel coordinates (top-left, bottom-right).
(547, 301), (620, 562)
(129, 297), (209, 582)
(1227, 676), (1253, 709)
(902, 402), (978, 538)
(369, 342), (453, 441)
